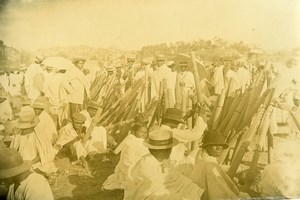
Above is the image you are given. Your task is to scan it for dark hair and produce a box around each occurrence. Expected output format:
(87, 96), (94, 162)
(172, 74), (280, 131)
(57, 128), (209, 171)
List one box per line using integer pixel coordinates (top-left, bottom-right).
(131, 122), (146, 135)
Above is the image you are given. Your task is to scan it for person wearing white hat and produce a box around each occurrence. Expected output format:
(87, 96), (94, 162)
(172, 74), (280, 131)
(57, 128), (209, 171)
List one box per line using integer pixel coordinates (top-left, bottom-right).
(124, 128), (205, 200)
(10, 108), (57, 174)
(0, 148), (53, 200)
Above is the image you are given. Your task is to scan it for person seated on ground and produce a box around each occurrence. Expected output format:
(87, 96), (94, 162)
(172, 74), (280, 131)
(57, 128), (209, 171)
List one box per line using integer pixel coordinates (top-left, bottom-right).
(0, 93), (13, 124)
(124, 128), (205, 200)
(32, 96), (58, 145)
(0, 148), (54, 200)
(10, 108), (57, 175)
(190, 129), (241, 200)
(71, 112), (107, 170)
(102, 122), (149, 190)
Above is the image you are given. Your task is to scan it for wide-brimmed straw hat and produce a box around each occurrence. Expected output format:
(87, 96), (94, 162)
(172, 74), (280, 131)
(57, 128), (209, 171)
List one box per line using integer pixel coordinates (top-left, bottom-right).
(199, 129), (229, 149)
(162, 108), (185, 124)
(144, 128), (178, 150)
(16, 110), (39, 129)
(0, 148), (32, 179)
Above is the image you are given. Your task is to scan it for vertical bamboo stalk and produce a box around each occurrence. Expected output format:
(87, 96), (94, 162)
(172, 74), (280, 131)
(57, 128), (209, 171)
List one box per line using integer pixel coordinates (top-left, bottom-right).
(181, 93), (187, 118)
(190, 51), (211, 108)
(168, 88), (175, 108)
(175, 79), (181, 109)
(163, 79), (169, 111)
(144, 65), (149, 107)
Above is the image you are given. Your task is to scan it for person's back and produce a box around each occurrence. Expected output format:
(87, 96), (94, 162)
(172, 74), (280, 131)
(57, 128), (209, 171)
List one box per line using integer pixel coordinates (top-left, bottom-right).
(0, 148), (54, 200)
(7, 172), (53, 200)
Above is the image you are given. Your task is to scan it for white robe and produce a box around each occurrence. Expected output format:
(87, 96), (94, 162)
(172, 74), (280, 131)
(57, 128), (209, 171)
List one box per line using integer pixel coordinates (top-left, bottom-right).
(35, 111), (58, 143)
(62, 66), (90, 105)
(0, 99), (13, 122)
(24, 63), (45, 101)
(73, 111), (107, 158)
(151, 64), (173, 99)
(10, 130), (57, 173)
(225, 69), (240, 96)
(237, 67), (250, 93)
(0, 74), (9, 92)
(124, 154), (204, 200)
(7, 172), (54, 200)
(102, 134), (149, 190)
(212, 65), (225, 95)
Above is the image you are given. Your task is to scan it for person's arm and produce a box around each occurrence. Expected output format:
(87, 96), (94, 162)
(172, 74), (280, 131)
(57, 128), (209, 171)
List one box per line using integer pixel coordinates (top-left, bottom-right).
(173, 116), (207, 143)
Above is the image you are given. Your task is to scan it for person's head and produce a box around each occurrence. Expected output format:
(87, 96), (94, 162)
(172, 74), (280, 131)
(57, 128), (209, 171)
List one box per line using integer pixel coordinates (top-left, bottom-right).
(144, 128), (178, 162)
(200, 129), (228, 157)
(155, 54), (165, 67)
(167, 61), (175, 71)
(161, 108), (184, 128)
(16, 109), (39, 135)
(131, 122), (147, 139)
(72, 113), (86, 134)
(35, 55), (44, 64)
(0, 148), (32, 186)
(127, 58), (135, 67)
(179, 61), (188, 72)
(87, 101), (101, 118)
(73, 58), (86, 70)
(32, 96), (46, 116)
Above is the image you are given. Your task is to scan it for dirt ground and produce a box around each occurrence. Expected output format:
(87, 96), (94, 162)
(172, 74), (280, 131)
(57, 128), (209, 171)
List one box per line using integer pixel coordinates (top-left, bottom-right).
(50, 152), (124, 200)
(48, 135), (300, 200)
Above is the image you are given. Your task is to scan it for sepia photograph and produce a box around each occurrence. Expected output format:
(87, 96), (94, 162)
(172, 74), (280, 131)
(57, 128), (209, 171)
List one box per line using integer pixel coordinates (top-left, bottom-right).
(0, 0), (300, 199)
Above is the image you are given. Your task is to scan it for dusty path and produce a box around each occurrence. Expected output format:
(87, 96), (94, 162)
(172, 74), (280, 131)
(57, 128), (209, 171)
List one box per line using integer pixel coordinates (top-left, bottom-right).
(51, 153), (123, 200)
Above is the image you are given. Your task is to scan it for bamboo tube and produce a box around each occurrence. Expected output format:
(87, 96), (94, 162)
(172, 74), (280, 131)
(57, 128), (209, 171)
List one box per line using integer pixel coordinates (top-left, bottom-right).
(243, 106), (273, 189)
(209, 89), (227, 129)
(228, 89), (275, 176)
(190, 51), (211, 108)
(163, 79), (169, 111)
(144, 65), (149, 107)
(238, 88), (274, 131)
(242, 76), (265, 121)
(218, 94), (242, 131)
(267, 131), (273, 164)
(175, 80), (182, 109)
(181, 93), (187, 118)
(167, 88), (175, 108)
(157, 81), (164, 126)
(116, 90), (143, 144)
(220, 90), (250, 138)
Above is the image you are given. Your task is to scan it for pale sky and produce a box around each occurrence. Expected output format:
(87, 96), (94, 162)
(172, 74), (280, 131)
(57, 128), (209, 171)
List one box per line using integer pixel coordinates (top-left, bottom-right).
(0, 0), (299, 51)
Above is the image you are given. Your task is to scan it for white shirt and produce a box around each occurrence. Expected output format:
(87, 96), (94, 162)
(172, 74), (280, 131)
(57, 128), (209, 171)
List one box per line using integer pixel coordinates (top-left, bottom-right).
(7, 172), (54, 200)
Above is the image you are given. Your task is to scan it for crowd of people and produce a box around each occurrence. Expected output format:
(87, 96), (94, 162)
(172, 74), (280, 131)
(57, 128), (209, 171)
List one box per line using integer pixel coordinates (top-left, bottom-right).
(0, 51), (300, 200)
